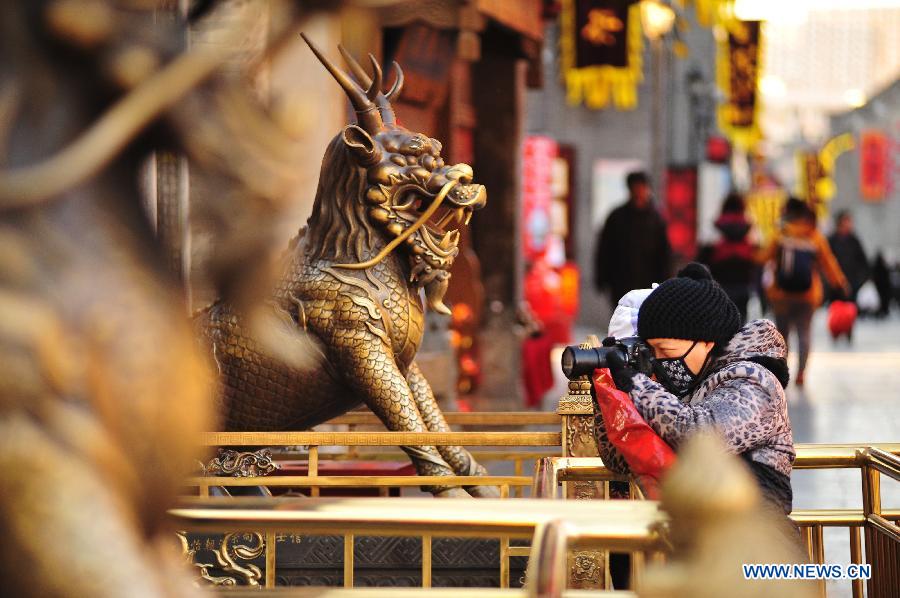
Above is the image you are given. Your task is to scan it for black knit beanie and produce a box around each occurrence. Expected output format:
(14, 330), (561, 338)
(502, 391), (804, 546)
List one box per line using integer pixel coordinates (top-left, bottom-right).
(638, 263), (741, 345)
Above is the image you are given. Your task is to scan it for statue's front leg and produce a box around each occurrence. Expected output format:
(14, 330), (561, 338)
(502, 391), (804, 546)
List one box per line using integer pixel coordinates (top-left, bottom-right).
(406, 362), (499, 498)
(331, 329), (467, 497)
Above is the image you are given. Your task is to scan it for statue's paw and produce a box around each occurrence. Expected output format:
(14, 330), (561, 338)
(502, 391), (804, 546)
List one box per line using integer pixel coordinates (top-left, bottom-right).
(466, 485), (501, 498)
(433, 486), (470, 498)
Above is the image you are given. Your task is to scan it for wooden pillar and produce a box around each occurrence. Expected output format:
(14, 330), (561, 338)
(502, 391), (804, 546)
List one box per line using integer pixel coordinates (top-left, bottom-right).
(471, 26), (525, 309)
(469, 26), (527, 405)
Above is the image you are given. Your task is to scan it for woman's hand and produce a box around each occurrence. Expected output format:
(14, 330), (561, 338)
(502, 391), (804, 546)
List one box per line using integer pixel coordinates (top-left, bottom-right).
(606, 350), (638, 392)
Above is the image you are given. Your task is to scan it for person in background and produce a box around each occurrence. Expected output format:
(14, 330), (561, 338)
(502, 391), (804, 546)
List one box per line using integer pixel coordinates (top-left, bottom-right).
(697, 192), (757, 323)
(759, 198), (850, 386)
(594, 171), (672, 305)
(872, 252), (893, 318)
(827, 210), (870, 303)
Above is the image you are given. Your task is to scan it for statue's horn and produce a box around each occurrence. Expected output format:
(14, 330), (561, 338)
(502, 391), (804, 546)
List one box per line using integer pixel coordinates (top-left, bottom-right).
(365, 54), (382, 102)
(385, 62), (404, 100)
(302, 33), (382, 132)
(338, 45), (402, 127)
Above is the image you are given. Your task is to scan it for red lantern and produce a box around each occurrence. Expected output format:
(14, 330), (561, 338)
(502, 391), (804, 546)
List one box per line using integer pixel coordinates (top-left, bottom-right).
(706, 136), (731, 163)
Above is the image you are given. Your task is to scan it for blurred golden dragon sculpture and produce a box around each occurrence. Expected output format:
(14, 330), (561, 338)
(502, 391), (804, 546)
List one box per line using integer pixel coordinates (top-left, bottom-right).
(198, 36), (497, 497)
(0, 1), (303, 595)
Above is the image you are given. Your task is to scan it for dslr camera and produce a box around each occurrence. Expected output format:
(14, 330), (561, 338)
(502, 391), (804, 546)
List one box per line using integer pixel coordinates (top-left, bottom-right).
(561, 336), (654, 380)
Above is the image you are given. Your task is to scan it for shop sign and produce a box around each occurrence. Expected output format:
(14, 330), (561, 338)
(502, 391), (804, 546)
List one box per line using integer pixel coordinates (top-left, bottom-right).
(860, 130), (889, 202)
(522, 136), (558, 259)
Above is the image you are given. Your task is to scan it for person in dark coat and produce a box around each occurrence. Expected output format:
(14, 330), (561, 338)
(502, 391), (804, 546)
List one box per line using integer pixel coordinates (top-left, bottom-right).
(827, 211), (870, 302)
(697, 192), (757, 323)
(872, 252), (893, 317)
(594, 171), (672, 304)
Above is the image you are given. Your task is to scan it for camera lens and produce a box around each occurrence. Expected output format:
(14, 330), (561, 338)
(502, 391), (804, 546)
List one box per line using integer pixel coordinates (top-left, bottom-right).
(561, 346), (601, 379)
(561, 345), (627, 379)
(561, 347), (579, 378)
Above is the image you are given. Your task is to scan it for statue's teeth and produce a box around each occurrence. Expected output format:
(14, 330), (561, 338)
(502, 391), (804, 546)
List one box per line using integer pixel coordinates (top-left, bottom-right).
(436, 208), (456, 229)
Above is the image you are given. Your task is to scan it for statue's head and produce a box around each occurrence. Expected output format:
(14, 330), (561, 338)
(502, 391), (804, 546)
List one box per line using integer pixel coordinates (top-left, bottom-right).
(302, 36), (486, 315)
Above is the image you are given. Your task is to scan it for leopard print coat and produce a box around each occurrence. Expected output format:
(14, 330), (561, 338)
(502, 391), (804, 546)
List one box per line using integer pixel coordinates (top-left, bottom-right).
(595, 319), (795, 477)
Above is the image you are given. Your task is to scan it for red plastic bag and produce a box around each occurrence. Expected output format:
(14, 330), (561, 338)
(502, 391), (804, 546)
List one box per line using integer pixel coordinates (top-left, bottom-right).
(828, 300), (857, 337)
(592, 369), (676, 498)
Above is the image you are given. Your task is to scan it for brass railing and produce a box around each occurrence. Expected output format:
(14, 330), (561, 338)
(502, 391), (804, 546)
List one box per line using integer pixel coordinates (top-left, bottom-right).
(323, 412), (561, 427)
(533, 443), (900, 598)
(279, 413), (562, 498)
(194, 420), (898, 597)
(212, 589), (633, 597)
(171, 496), (665, 596)
(197, 430), (561, 499)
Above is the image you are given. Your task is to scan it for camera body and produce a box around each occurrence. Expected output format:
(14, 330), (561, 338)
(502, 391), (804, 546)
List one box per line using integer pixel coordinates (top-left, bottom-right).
(561, 336), (654, 380)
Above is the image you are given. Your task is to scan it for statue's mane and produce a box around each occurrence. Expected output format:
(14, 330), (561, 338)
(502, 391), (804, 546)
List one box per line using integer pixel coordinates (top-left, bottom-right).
(304, 134), (374, 263)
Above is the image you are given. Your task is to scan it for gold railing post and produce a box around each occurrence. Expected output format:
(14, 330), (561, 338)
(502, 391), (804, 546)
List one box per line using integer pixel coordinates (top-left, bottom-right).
(862, 463), (882, 517)
(514, 458), (524, 497)
(308, 445), (320, 498)
(422, 534), (432, 588)
(629, 549), (645, 589)
(343, 533), (354, 587)
(811, 524), (825, 563)
(500, 535), (510, 588)
(812, 524), (826, 598)
(800, 526), (814, 562)
(850, 526), (863, 598)
(265, 530), (276, 588)
(557, 349), (606, 590)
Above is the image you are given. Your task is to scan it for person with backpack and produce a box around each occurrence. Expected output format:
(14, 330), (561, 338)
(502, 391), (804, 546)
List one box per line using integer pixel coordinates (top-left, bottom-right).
(759, 198), (849, 386)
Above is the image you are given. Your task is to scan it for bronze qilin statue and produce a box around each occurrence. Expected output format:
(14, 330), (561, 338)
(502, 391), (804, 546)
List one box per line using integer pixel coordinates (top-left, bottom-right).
(199, 37), (496, 497)
(0, 1), (303, 595)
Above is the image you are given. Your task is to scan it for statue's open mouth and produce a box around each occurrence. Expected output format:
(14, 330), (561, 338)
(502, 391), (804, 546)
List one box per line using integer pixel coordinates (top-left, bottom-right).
(338, 178), (482, 314)
(394, 183), (482, 256)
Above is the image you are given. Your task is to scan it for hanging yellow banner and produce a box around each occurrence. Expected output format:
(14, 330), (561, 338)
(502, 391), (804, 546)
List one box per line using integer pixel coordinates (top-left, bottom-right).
(560, 0), (643, 110)
(796, 133), (855, 218)
(716, 19), (762, 149)
(676, 0), (734, 27)
(746, 187), (786, 245)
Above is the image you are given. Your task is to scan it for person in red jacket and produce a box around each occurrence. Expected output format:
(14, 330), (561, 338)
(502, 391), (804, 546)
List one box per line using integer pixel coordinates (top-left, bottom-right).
(697, 193), (757, 323)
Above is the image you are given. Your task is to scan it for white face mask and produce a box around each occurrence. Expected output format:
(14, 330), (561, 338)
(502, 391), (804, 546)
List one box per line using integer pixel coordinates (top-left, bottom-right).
(651, 341), (709, 397)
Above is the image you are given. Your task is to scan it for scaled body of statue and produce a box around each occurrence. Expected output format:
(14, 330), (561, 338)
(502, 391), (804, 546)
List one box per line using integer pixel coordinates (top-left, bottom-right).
(0, 2), (302, 595)
(198, 38), (496, 497)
